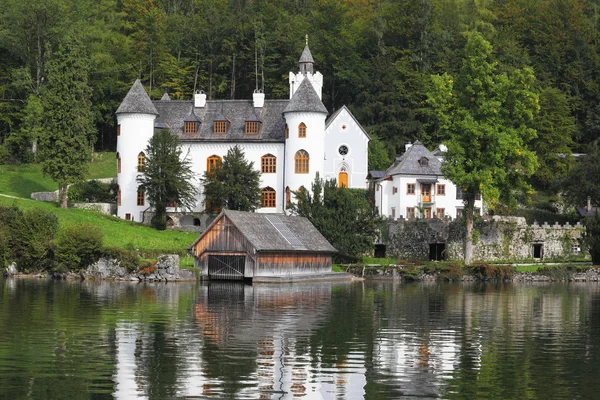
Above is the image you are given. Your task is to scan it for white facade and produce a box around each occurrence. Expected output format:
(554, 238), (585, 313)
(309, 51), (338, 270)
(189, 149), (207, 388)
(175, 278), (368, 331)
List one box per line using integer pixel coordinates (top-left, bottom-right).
(324, 106), (369, 189)
(373, 142), (483, 221)
(115, 43), (370, 222)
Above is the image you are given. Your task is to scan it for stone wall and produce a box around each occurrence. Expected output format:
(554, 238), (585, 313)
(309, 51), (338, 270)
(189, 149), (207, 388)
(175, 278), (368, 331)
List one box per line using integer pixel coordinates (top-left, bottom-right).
(386, 216), (584, 261)
(71, 202), (117, 215)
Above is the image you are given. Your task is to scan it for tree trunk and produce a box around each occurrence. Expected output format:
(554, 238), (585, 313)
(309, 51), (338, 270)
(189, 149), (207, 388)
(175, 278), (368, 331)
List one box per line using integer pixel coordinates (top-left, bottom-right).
(464, 197), (475, 265)
(59, 184), (68, 209)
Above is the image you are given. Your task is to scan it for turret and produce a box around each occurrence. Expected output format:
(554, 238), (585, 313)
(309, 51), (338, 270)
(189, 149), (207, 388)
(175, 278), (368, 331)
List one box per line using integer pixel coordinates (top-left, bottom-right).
(115, 79), (158, 221)
(289, 36), (323, 100)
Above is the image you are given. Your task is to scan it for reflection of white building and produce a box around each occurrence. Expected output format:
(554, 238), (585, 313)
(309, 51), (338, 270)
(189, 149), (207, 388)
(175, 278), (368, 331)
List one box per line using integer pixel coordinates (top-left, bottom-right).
(371, 141), (483, 220)
(115, 40), (369, 222)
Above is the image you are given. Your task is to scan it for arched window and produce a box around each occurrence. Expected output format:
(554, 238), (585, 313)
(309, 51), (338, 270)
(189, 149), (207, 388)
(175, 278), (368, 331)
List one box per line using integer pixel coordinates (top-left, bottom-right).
(261, 154), (276, 173)
(117, 152), (121, 174)
(117, 185), (121, 206)
(137, 152), (145, 172)
(285, 186), (291, 205)
(298, 122), (306, 138)
(207, 155), (222, 172)
(261, 187), (276, 208)
(294, 150), (309, 174)
(137, 189), (144, 206)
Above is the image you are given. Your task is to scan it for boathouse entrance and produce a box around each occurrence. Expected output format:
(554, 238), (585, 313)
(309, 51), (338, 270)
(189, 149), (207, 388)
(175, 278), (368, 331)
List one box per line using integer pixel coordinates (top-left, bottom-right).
(207, 255), (246, 280)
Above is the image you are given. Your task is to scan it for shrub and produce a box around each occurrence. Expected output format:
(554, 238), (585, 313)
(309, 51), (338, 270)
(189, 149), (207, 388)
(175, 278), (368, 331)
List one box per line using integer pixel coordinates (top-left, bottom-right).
(584, 214), (600, 265)
(67, 180), (116, 203)
(103, 247), (141, 273)
(9, 208), (58, 271)
(54, 224), (104, 272)
(469, 264), (514, 280)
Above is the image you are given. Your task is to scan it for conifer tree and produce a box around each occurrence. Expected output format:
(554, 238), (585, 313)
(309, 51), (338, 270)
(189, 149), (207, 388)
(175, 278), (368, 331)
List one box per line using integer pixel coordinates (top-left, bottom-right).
(137, 129), (197, 230)
(38, 36), (95, 209)
(201, 145), (261, 213)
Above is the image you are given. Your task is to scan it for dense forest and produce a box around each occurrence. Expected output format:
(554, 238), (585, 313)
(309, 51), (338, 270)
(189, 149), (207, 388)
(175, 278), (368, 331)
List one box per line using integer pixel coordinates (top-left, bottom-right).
(0, 0), (598, 186)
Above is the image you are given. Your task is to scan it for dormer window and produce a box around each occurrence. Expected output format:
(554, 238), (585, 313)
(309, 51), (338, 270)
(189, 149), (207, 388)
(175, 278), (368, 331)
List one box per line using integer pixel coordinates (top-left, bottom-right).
(246, 121), (259, 134)
(418, 157), (429, 167)
(214, 121), (226, 134)
(184, 121), (199, 134)
(183, 111), (200, 134)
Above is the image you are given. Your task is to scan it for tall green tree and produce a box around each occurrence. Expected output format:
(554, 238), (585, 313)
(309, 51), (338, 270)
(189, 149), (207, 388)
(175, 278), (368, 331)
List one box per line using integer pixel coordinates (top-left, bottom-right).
(428, 31), (539, 265)
(137, 129), (197, 230)
(560, 142), (600, 209)
(38, 37), (95, 209)
(201, 145), (260, 213)
(289, 173), (382, 259)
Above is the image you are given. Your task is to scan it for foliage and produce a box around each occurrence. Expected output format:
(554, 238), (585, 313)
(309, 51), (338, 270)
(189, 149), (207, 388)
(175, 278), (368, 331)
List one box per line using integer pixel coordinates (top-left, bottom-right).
(428, 31), (539, 264)
(67, 180), (116, 203)
(38, 36), (95, 208)
(367, 136), (392, 171)
(102, 247), (142, 273)
(288, 173), (383, 259)
(468, 264), (514, 280)
(561, 143), (600, 209)
(137, 129), (197, 230)
(583, 213), (600, 265)
(54, 224), (104, 272)
(201, 145), (261, 213)
(6, 206), (59, 271)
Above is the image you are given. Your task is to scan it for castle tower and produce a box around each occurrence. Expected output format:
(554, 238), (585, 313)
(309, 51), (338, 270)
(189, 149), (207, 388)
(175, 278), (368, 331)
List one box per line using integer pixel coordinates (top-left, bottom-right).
(289, 36), (323, 100)
(115, 79), (158, 221)
(283, 72), (328, 209)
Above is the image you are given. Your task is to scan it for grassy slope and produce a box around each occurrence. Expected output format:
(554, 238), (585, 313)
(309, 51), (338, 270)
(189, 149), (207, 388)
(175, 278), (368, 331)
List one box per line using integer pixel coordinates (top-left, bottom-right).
(0, 152), (117, 197)
(0, 153), (198, 255)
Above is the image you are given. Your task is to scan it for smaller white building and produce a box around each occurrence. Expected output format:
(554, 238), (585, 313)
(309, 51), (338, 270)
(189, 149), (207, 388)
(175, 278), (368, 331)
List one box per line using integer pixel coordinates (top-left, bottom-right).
(372, 141), (483, 220)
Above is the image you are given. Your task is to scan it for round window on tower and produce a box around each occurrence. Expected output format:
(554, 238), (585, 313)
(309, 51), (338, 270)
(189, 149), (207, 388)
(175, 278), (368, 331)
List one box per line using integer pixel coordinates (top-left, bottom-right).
(338, 145), (349, 156)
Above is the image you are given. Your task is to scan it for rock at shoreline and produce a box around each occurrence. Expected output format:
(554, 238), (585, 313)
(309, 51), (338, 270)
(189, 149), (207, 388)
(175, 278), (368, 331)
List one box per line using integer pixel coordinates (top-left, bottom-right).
(85, 258), (130, 279)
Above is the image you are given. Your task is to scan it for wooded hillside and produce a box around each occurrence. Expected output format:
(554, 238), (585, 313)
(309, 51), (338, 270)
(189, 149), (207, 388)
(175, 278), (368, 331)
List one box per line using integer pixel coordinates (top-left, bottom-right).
(0, 0), (597, 169)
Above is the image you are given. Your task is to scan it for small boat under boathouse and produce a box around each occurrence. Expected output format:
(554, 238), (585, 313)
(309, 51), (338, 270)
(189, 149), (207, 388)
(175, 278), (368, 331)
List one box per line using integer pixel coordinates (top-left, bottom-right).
(189, 210), (340, 281)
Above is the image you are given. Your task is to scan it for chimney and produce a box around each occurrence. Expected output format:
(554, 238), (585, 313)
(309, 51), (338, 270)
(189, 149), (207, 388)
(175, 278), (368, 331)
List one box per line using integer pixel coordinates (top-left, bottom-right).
(405, 142), (413, 152)
(588, 196), (592, 212)
(194, 90), (206, 108)
(253, 89), (265, 108)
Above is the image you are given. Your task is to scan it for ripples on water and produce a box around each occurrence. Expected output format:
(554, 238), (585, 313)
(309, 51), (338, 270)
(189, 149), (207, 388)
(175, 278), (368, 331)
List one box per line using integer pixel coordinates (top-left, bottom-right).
(1, 279), (600, 399)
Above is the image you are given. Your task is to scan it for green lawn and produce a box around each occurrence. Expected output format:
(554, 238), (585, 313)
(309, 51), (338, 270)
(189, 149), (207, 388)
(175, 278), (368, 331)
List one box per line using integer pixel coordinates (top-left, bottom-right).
(0, 152), (116, 198)
(0, 195), (197, 254)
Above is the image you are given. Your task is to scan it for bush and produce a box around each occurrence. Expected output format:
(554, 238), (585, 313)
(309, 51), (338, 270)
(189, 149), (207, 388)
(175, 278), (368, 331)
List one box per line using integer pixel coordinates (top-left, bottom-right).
(54, 224), (104, 272)
(9, 207), (58, 271)
(67, 180), (116, 203)
(584, 214), (600, 265)
(102, 247), (141, 273)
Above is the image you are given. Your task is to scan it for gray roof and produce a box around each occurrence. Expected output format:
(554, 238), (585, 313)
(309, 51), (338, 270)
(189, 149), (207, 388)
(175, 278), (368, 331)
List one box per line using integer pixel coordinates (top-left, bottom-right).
(284, 78), (328, 114)
(160, 92), (171, 101)
(384, 140), (442, 177)
(191, 210), (337, 253)
(116, 79), (159, 115)
(577, 207), (599, 217)
(367, 171), (385, 180)
(299, 43), (314, 64)
(153, 99), (289, 142)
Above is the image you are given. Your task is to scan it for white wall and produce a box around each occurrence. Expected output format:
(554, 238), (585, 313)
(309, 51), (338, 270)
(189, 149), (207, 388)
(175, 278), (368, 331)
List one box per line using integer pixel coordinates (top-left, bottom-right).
(184, 142), (285, 213)
(324, 108), (369, 189)
(116, 113), (155, 221)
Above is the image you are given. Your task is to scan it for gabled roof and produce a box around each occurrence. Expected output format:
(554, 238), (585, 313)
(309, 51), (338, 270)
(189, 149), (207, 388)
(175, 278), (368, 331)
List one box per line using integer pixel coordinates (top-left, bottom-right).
(116, 79), (159, 115)
(153, 99), (288, 142)
(190, 210), (337, 253)
(326, 105), (371, 140)
(183, 111), (200, 122)
(384, 140), (442, 177)
(367, 171), (385, 180)
(161, 92), (171, 101)
(283, 78), (328, 114)
(299, 43), (314, 64)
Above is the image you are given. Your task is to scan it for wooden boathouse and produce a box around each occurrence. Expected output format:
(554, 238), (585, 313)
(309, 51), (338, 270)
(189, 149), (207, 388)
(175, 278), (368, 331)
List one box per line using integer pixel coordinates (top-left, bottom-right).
(190, 210), (337, 281)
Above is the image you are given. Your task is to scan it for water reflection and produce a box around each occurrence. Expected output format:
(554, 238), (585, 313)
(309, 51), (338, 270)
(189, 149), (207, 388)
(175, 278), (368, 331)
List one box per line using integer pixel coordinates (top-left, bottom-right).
(2, 279), (600, 399)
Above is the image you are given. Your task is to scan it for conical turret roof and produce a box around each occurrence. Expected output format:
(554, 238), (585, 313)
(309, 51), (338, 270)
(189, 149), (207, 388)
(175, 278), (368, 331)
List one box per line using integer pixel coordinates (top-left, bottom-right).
(283, 79), (327, 114)
(299, 43), (314, 64)
(116, 79), (158, 115)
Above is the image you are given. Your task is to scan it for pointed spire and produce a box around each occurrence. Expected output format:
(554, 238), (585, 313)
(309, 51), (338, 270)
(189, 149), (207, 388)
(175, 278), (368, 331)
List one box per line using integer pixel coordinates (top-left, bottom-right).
(116, 79), (158, 115)
(299, 35), (314, 74)
(160, 91), (171, 101)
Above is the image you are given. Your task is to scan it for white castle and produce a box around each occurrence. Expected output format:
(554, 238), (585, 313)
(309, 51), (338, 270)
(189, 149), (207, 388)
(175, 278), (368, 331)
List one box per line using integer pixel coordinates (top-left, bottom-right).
(115, 40), (370, 224)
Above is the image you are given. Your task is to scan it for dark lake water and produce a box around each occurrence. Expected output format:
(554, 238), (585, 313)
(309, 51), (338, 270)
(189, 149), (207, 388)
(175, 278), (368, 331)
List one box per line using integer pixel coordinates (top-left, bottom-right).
(1, 279), (600, 399)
